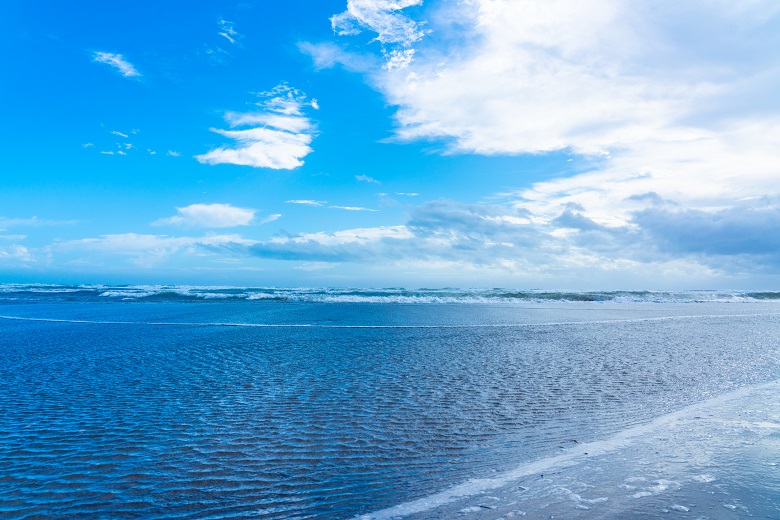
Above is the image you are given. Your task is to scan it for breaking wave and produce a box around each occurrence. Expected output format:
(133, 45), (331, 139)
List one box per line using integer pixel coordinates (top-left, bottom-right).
(0, 284), (777, 304)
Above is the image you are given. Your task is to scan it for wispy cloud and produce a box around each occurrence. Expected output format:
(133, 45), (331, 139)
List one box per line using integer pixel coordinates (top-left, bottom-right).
(167, 150), (180, 157)
(217, 19), (243, 45)
(195, 83), (317, 170)
(153, 203), (256, 228)
(396, 192), (419, 196)
(329, 205), (379, 212)
(93, 51), (140, 78)
(55, 233), (256, 268)
(331, 1), (427, 45)
(286, 199), (327, 206)
(0, 216), (78, 229)
(355, 174), (380, 184)
(111, 130), (128, 138)
(260, 213), (282, 224)
(329, 0), (428, 70)
(297, 41), (377, 72)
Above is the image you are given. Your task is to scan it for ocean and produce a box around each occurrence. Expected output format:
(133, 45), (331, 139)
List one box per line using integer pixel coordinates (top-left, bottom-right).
(1, 285), (779, 518)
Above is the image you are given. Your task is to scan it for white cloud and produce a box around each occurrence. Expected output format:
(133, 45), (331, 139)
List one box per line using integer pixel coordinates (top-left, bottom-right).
(396, 192), (419, 196)
(224, 111), (312, 133)
(332, 0), (780, 233)
(0, 216), (77, 228)
(383, 48), (415, 70)
(329, 205), (379, 212)
(93, 52), (141, 78)
(329, 0), (428, 69)
(195, 83), (317, 170)
(271, 225), (412, 246)
(217, 19), (242, 45)
(297, 41), (377, 72)
(239, 200), (780, 287)
(153, 203), (256, 228)
(260, 213), (282, 224)
(355, 174), (381, 184)
(286, 199), (327, 206)
(167, 150), (180, 157)
(0, 245), (34, 263)
(82, 143), (93, 148)
(111, 130), (128, 138)
(331, 0), (427, 47)
(55, 233), (256, 268)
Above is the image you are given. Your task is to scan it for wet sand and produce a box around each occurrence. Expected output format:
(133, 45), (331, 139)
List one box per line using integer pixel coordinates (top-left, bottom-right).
(361, 381), (780, 519)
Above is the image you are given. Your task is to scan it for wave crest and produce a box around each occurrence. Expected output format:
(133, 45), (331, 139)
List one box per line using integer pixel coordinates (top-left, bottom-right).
(0, 284), (777, 304)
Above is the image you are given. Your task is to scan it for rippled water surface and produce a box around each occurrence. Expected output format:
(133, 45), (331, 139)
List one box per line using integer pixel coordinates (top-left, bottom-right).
(2, 287), (780, 518)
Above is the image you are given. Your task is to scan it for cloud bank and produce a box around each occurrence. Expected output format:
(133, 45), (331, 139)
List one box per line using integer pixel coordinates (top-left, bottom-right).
(307, 0), (780, 283)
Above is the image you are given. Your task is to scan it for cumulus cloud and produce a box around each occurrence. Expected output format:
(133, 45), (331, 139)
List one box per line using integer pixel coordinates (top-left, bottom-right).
(195, 83), (317, 170)
(325, 0), (780, 261)
(153, 203), (256, 228)
(93, 52), (140, 77)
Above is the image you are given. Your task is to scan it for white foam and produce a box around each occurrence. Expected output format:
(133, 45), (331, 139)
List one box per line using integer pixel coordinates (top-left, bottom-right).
(4, 283), (780, 304)
(356, 380), (780, 519)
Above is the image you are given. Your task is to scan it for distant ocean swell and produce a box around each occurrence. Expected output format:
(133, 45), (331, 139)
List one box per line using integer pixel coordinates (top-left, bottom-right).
(1, 284), (779, 304)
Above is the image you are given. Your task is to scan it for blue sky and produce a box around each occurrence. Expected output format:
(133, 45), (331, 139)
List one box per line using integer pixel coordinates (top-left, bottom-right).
(3, 0), (780, 288)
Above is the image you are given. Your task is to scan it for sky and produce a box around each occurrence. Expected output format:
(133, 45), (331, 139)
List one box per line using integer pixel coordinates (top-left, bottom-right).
(2, 0), (780, 289)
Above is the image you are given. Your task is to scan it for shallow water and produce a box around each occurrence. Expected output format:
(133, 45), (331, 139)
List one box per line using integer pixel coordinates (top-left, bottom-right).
(1, 287), (780, 518)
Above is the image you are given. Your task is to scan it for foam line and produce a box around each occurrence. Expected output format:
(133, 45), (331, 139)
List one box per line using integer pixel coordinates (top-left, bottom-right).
(1, 313), (779, 329)
(356, 379), (780, 519)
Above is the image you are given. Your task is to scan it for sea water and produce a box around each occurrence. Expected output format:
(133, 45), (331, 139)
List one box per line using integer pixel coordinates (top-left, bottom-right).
(1, 285), (779, 518)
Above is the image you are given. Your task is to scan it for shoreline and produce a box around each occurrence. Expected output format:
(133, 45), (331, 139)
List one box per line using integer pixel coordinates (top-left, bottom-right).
(360, 380), (780, 519)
